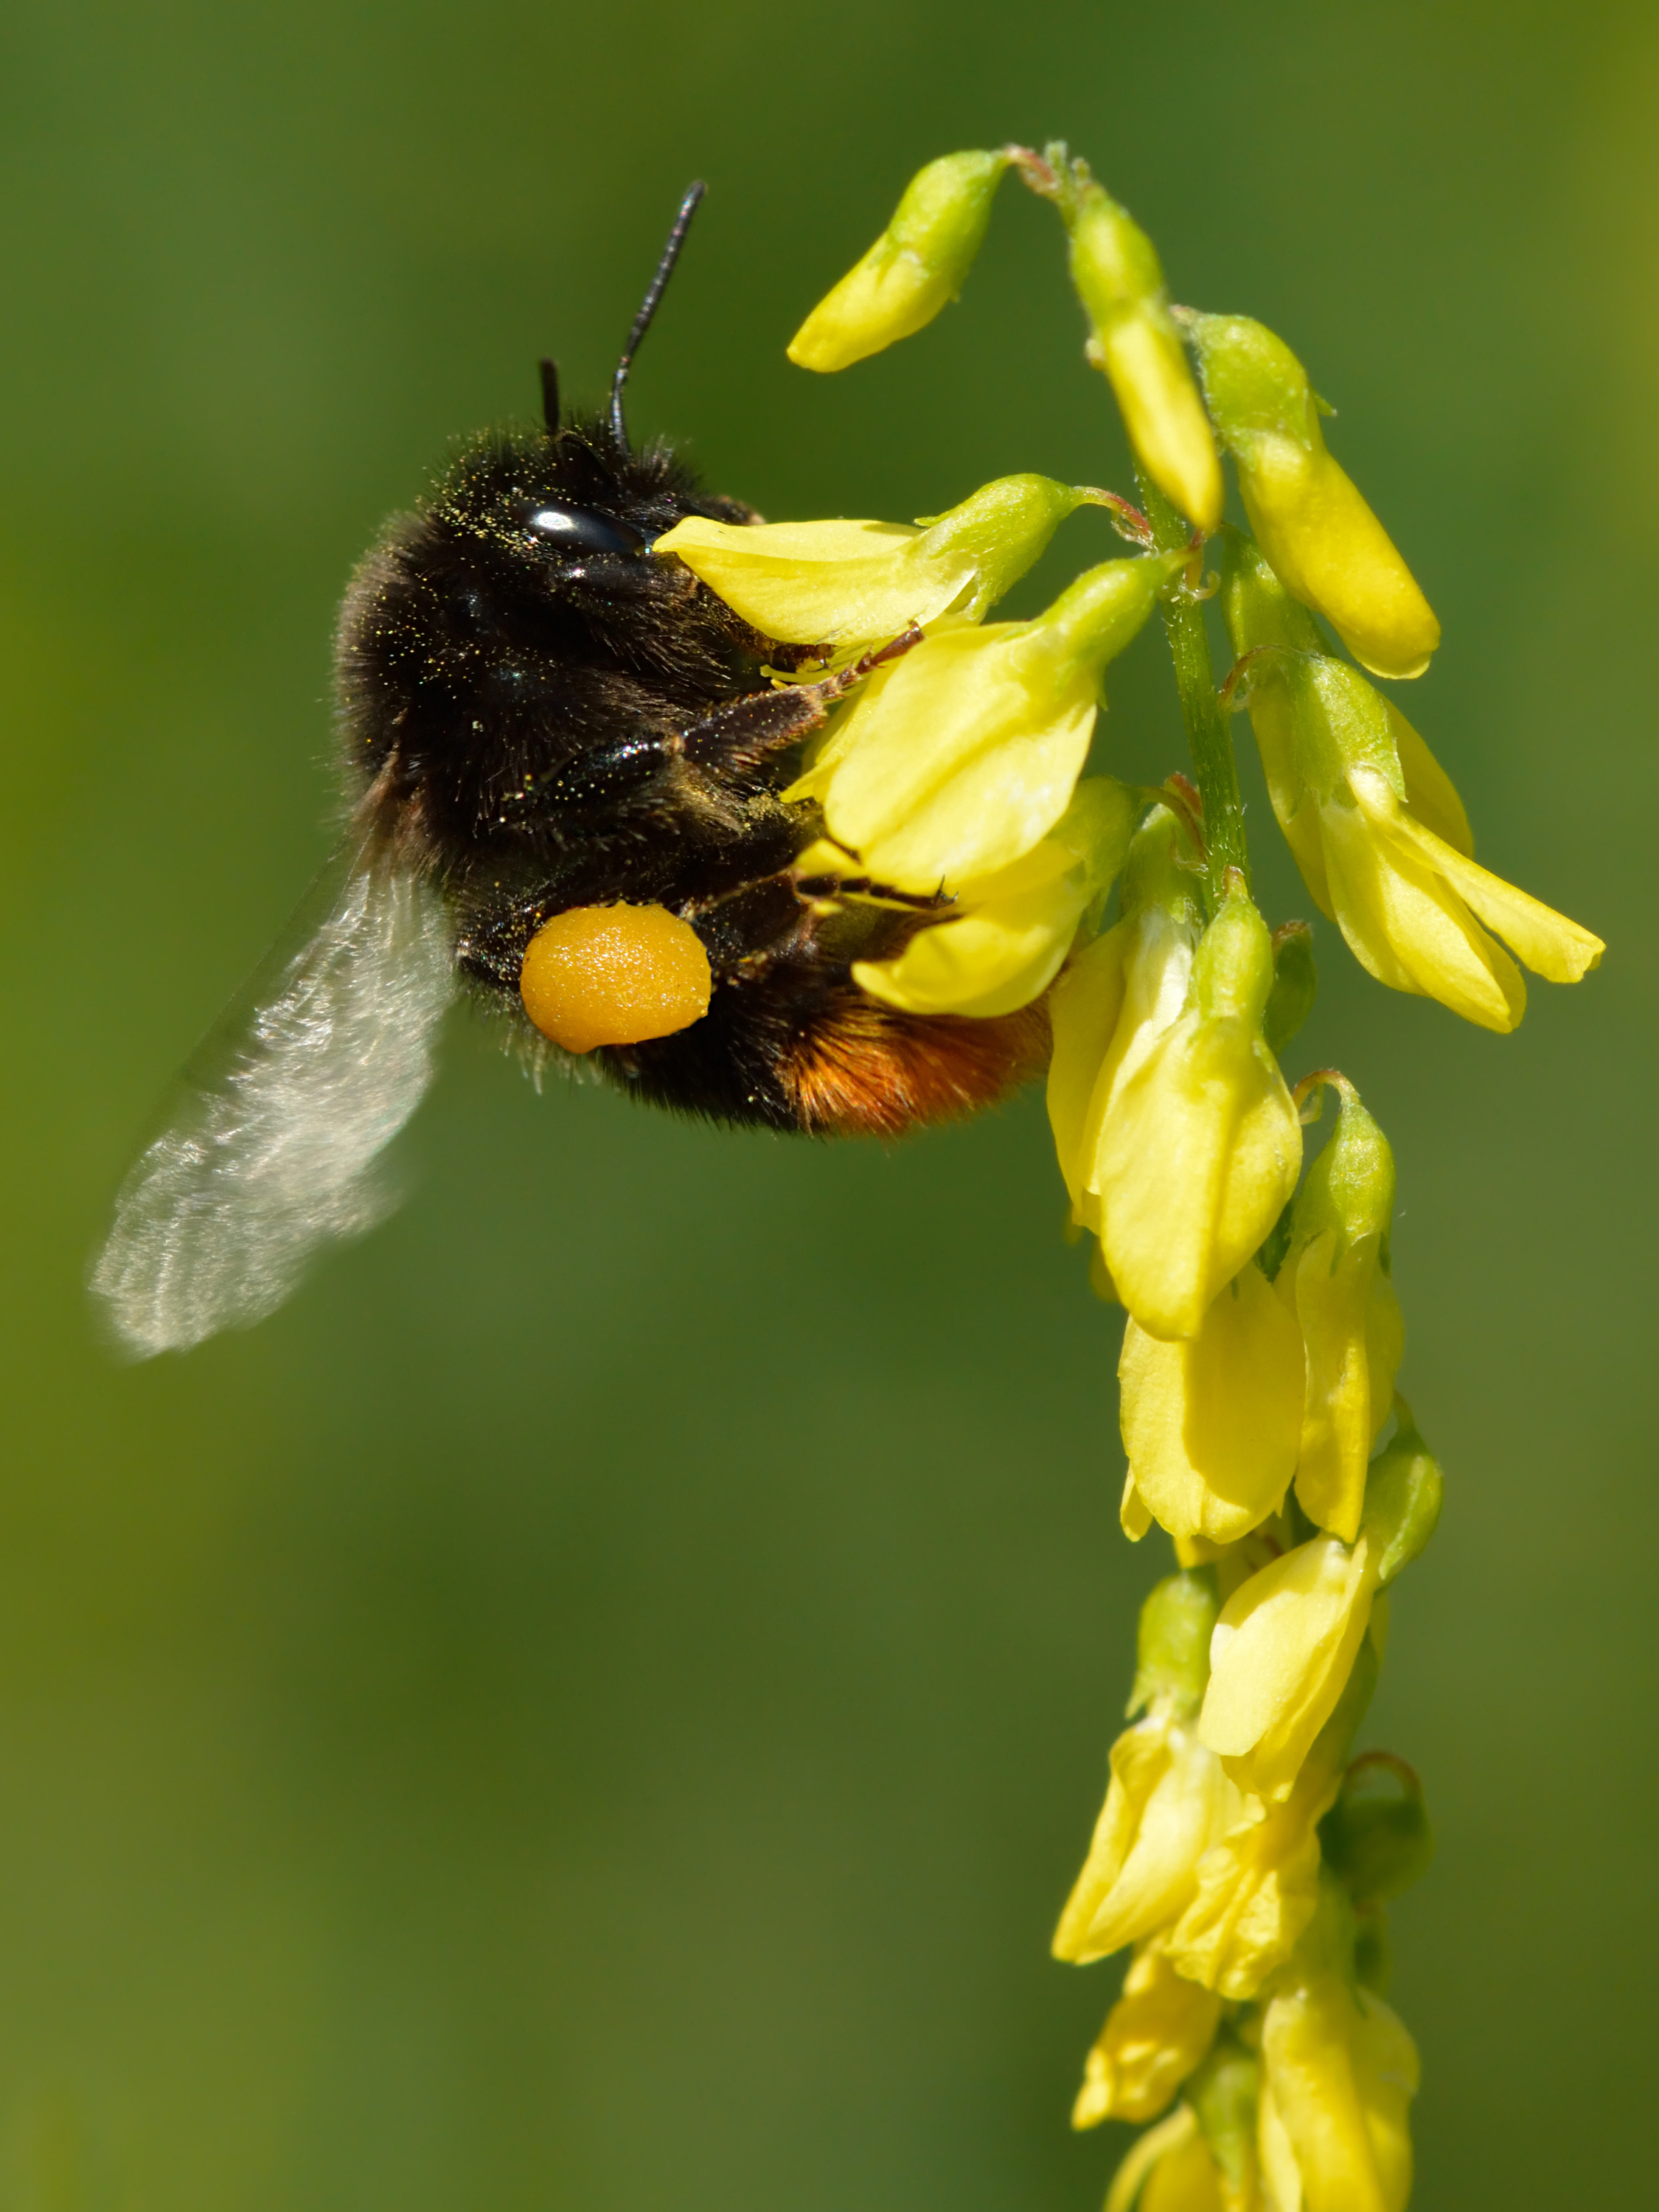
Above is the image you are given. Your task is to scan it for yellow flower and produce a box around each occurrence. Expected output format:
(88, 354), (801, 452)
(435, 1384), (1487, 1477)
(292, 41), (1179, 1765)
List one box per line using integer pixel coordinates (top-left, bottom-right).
(787, 150), (1010, 372)
(1197, 1422), (1442, 1804)
(1119, 1259), (1304, 1545)
(1258, 1975), (1419, 2212)
(1197, 1531), (1378, 1806)
(1168, 1640), (1377, 2000)
(1062, 170), (1223, 533)
(1046, 807), (1203, 1227)
(653, 473), (1099, 648)
(1088, 879), (1302, 1342)
(1053, 1715), (1242, 1964)
(1184, 313), (1438, 680)
(1275, 1077), (1403, 1543)
(1106, 2107), (1242, 2212)
(1055, 1571), (1243, 1965)
(792, 552), (1182, 893)
(1073, 1942), (1222, 2128)
(1220, 538), (1604, 1032)
(851, 779), (1135, 1018)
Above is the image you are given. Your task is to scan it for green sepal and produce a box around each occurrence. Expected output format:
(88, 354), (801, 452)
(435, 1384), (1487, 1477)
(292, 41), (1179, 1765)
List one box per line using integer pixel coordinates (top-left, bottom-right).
(1319, 1751), (1436, 1906)
(1127, 1568), (1220, 1720)
(1189, 2037), (1261, 2203)
(1359, 1415), (1444, 1585)
(1287, 1081), (1395, 1265)
(1219, 526), (1325, 659)
(1262, 920), (1317, 1055)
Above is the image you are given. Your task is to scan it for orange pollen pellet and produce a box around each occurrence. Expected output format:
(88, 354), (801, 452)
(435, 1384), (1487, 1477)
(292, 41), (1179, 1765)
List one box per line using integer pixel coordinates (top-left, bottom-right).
(518, 903), (713, 1054)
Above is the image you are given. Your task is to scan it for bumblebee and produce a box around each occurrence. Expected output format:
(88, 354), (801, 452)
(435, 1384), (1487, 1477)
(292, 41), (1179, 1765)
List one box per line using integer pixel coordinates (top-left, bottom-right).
(93, 187), (1045, 1357)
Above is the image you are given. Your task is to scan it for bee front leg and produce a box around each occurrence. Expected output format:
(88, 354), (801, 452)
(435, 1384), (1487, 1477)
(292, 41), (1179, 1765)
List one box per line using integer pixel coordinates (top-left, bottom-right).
(678, 625), (923, 779)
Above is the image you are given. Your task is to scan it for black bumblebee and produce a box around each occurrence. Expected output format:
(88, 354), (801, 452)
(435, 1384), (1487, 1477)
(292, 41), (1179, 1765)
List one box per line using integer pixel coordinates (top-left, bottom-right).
(94, 187), (1046, 1356)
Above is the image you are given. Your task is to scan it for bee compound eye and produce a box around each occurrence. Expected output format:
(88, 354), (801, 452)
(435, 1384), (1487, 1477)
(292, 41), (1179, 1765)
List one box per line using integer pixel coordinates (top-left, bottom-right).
(525, 504), (647, 557)
(519, 904), (712, 1052)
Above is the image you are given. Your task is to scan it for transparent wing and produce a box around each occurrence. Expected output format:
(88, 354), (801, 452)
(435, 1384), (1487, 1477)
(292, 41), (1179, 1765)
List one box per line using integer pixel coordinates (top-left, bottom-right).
(91, 839), (456, 1357)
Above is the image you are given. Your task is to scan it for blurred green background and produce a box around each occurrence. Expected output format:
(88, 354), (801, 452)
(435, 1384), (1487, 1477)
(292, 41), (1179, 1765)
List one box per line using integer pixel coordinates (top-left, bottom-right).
(0, 1), (1651, 2205)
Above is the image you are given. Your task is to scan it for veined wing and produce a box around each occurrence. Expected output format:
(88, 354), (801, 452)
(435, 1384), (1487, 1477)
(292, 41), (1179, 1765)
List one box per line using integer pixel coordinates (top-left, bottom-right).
(91, 839), (456, 1357)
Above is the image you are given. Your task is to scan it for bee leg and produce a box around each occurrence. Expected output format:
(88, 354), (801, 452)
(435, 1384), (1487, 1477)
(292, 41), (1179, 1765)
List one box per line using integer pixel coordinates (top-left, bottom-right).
(680, 623), (924, 778)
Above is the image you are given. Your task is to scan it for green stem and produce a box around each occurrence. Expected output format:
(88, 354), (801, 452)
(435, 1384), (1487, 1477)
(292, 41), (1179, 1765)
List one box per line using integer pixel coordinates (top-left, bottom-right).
(1134, 469), (1248, 911)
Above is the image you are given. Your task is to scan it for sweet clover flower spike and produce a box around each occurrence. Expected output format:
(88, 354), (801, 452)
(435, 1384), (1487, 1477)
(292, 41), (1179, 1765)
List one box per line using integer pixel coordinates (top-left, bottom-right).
(1185, 311), (1439, 679)
(1119, 1259), (1304, 1545)
(795, 550), (1183, 894)
(654, 473), (1098, 648)
(851, 778), (1135, 1018)
(787, 150), (1010, 372)
(1091, 877), (1302, 1341)
(762, 136), (1589, 2210)
(1221, 535), (1604, 1032)
(1054, 1573), (1245, 1966)
(1072, 1944), (1222, 2128)
(1277, 1075), (1405, 1543)
(1039, 153), (1223, 534)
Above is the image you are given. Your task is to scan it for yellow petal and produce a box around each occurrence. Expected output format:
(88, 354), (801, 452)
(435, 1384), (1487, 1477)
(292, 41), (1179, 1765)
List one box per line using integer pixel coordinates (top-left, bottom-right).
(1121, 1470), (1155, 1542)
(1259, 1975), (1413, 2212)
(1316, 790), (1526, 1032)
(1053, 1722), (1241, 1964)
(1098, 311), (1225, 536)
(1352, 1993), (1420, 2212)
(1383, 702), (1472, 855)
(1105, 2108), (1203, 2212)
(1072, 1944), (1222, 2128)
(1197, 1534), (1377, 1803)
(1048, 921), (1133, 1206)
(853, 779), (1134, 1016)
(1244, 675), (1335, 922)
(1284, 1232), (1385, 1544)
(1120, 1265), (1304, 1543)
(821, 625), (1099, 890)
(1350, 766), (1604, 986)
(1166, 1789), (1325, 2002)
(787, 150), (1009, 372)
(653, 514), (950, 644)
(1141, 2129), (1228, 2212)
(1242, 444), (1439, 681)
(1099, 1015), (1302, 1342)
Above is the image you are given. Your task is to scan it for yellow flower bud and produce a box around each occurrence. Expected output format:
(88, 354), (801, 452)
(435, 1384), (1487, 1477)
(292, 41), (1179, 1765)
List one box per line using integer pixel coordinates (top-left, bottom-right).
(1197, 1533), (1379, 1805)
(1258, 1975), (1419, 2212)
(653, 473), (1097, 647)
(1276, 1078), (1404, 1543)
(1092, 883), (1302, 1341)
(1052, 1714), (1243, 1966)
(1119, 1260), (1304, 1545)
(1220, 546), (1603, 1032)
(1073, 1943), (1222, 2128)
(797, 552), (1182, 893)
(1186, 313), (1439, 680)
(851, 779), (1135, 1017)
(787, 150), (1009, 372)
(1065, 180), (1222, 533)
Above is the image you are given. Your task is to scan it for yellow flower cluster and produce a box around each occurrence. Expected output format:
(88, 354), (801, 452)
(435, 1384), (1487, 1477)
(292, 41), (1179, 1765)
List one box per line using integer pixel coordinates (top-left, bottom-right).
(667, 139), (1603, 2212)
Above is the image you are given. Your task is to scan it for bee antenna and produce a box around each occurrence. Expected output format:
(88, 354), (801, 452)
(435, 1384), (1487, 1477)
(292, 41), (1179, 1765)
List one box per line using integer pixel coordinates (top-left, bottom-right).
(610, 181), (706, 452)
(539, 357), (561, 437)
